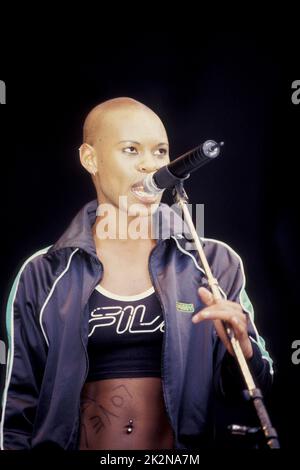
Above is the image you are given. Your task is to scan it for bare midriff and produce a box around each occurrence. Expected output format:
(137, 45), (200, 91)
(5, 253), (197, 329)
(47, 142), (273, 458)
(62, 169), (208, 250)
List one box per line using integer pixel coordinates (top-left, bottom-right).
(79, 377), (174, 450)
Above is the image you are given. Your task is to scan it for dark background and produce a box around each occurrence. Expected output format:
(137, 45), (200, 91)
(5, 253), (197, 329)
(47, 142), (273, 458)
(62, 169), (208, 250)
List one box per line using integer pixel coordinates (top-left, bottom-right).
(0, 32), (299, 449)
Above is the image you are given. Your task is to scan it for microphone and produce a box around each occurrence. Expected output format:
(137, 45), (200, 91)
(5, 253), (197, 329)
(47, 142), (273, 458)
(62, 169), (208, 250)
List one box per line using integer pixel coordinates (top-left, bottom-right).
(142, 140), (224, 195)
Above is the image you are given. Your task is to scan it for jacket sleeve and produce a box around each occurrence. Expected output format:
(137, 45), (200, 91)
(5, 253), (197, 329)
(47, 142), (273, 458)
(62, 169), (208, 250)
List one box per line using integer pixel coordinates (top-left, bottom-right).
(212, 246), (274, 400)
(0, 257), (48, 450)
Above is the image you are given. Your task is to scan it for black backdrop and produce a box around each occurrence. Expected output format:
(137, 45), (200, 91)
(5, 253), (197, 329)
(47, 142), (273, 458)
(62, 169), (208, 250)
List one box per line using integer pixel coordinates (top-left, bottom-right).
(0, 32), (299, 449)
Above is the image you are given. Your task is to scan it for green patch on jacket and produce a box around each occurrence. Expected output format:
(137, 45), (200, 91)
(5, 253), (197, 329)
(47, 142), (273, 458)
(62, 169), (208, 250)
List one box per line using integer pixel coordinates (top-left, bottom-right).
(176, 301), (195, 313)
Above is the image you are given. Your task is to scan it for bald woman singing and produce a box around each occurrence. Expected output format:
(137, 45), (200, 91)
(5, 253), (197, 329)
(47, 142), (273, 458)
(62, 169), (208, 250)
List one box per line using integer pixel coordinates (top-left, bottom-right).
(1, 98), (273, 451)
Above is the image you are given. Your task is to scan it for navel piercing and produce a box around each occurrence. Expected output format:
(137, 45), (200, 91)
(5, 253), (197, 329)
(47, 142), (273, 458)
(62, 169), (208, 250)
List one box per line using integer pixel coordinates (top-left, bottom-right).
(125, 419), (134, 434)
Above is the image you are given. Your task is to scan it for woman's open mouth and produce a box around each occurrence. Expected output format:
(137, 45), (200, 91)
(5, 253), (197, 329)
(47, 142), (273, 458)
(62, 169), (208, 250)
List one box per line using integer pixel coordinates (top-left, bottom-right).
(130, 180), (159, 204)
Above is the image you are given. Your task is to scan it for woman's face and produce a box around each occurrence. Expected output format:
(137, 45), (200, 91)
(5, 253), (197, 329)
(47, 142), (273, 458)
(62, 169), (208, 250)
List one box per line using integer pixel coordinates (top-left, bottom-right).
(90, 106), (170, 217)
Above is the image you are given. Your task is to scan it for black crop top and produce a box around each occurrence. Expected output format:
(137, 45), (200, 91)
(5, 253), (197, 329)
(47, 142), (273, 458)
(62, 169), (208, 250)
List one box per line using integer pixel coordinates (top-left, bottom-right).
(85, 284), (164, 382)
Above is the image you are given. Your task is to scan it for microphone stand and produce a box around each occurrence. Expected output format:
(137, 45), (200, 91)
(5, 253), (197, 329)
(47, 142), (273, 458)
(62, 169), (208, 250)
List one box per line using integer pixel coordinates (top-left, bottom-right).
(172, 180), (280, 449)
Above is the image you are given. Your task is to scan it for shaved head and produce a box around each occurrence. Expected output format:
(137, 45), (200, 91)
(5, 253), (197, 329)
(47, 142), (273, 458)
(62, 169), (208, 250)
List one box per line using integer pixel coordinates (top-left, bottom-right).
(83, 97), (161, 145)
(79, 96), (169, 219)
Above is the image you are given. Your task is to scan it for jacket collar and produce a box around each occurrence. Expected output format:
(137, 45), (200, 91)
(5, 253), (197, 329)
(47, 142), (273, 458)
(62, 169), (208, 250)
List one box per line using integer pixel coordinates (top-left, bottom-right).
(46, 199), (191, 258)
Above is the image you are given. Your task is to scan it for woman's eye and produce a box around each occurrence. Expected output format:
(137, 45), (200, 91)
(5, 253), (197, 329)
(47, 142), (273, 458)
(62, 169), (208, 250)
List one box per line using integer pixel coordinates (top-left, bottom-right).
(123, 146), (138, 155)
(154, 148), (168, 157)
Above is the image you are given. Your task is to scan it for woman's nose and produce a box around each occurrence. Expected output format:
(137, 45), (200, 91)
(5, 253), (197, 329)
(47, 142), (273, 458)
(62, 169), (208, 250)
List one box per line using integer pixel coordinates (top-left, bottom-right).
(136, 155), (159, 173)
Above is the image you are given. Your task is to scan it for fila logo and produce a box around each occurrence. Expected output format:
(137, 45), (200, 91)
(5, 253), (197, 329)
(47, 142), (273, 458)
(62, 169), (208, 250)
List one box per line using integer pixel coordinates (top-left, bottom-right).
(89, 304), (164, 336)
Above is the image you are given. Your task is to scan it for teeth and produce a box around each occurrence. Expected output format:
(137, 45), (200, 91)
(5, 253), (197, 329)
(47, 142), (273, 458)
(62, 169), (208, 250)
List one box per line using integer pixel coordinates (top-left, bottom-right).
(135, 190), (151, 197)
(131, 187), (157, 200)
(131, 183), (145, 192)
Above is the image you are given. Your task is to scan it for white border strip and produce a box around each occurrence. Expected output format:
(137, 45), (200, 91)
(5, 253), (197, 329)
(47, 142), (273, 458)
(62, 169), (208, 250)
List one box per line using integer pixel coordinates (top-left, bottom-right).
(95, 284), (155, 301)
(39, 248), (79, 347)
(171, 236), (227, 299)
(203, 237), (273, 373)
(0, 246), (79, 450)
(0, 246), (51, 450)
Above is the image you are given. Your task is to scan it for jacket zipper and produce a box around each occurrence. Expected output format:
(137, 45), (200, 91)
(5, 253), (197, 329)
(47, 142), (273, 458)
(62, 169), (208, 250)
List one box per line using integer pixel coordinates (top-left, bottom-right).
(74, 255), (103, 449)
(148, 241), (174, 434)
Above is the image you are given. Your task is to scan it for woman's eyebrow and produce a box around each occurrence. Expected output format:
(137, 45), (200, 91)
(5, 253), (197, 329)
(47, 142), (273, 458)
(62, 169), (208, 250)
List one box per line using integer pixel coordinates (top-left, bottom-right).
(118, 140), (141, 145)
(117, 141), (169, 146)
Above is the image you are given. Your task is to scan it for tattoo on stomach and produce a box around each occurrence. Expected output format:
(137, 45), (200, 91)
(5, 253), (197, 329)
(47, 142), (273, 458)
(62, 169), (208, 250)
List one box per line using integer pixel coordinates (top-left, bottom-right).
(80, 384), (134, 448)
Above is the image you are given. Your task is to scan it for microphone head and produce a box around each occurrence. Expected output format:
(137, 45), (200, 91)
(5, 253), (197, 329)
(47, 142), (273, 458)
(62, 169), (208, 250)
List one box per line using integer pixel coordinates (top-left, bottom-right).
(141, 139), (225, 194)
(202, 140), (224, 159)
(143, 172), (165, 195)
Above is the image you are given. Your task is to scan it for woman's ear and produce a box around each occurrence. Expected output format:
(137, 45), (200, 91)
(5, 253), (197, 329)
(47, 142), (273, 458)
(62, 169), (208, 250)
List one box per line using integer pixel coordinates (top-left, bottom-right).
(79, 143), (98, 176)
